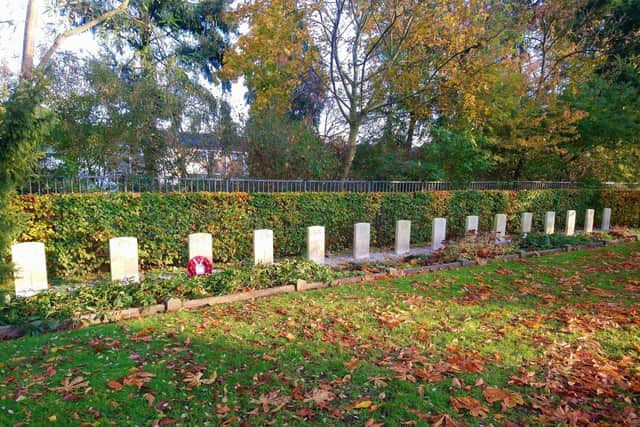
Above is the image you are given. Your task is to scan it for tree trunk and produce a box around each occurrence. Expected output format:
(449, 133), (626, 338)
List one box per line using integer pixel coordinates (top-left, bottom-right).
(340, 121), (361, 179)
(142, 133), (158, 177)
(139, 15), (159, 177)
(513, 157), (524, 180)
(405, 111), (416, 150)
(21, 0), (38, 81)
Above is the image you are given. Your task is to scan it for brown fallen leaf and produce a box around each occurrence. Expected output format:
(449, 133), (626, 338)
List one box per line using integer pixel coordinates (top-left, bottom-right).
(426, 413), (466, 427)
(304, 387), (336, 408)
(123, 370), (155, 389)
(296, 407), (314, 418)
(143, 393), (155, 406)
(52, 376), (90, 394)
(450, 396), (489, 418)
(344, 357), (360, 371)
(251, 390), (291, 413)
(483, 387), (510, 404)
(106, 380), (123, 391)
(483, 387), (524, 410)
(216, 404), (231, 416)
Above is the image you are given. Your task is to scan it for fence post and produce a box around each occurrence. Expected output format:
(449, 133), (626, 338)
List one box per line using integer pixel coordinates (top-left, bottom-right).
(225, 178), (230, 193)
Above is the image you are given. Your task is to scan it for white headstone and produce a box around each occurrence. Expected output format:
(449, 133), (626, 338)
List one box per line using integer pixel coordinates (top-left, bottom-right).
(188, 233), (213, 262)
(584, 209), (594, 233)
(254, 229), (274, 265)
(353, 223), (370, 260)
(11, 242), (48, 297)
(601, 208), (611, 231)
(565, 210), (576, 236)
(494, 214), (507, 240)
(394, 220), (411, 255)
(109, 237), (139, 282)
(307, 226), (325, 264)
(432, 218), (447, 250)
(544, 211), (555, 235)
(521, 212), (533, 235)
(465, 216), (479, 234)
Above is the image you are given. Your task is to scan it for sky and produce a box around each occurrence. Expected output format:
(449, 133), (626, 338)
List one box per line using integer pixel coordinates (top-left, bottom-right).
(0, 0), (249, 120)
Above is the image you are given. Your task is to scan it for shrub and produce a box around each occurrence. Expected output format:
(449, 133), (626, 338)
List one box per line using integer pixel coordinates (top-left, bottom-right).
(246, 111), (339, 179)
(440, 232), (517, 261)
(518, 233), (600, 251)
(0, 80), (53, 289)
(9, 189), (640, 279)
(0, 260), (336, 328)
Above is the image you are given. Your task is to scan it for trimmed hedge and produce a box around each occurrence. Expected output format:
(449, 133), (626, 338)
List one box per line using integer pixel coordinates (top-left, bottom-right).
(11, 189), (640, 279)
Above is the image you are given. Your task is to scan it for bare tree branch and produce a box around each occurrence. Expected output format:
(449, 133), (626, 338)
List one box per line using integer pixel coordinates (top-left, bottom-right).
(37, 0), (130, 72)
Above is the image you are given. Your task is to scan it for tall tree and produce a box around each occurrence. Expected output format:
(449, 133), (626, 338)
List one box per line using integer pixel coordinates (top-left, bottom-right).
(224, 0), (322, 122)
(48, 52), (241, 177)
(310, 0), (499, 178)
(61, 0), (233, 175)
(575, 0), (640, 81)
(20, 0), (130, 81)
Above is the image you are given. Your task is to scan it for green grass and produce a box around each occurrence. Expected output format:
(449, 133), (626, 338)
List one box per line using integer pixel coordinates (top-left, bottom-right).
(1, 243), (639, 426)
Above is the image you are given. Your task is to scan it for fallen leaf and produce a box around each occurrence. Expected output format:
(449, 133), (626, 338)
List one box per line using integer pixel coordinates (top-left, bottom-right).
(143, 393), (155, 406)
(304, 387), (335, 408)
(106, 380), (123, 391)
(483, 387), (524, 410)
(52, 376), (89, 394)
(450, 396), (488, 418)
(344, 357), (360, 371)
(353, 400), (373, 409)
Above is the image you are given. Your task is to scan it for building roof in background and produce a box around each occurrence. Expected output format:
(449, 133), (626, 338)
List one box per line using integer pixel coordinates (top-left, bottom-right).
(178, 133), (222, 149)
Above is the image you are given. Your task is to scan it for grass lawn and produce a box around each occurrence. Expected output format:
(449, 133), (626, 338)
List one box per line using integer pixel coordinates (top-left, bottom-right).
(1, 243), (639, 426)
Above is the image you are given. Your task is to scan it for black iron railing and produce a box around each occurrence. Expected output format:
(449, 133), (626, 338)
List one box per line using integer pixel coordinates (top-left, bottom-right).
(17, 176), (640, 195)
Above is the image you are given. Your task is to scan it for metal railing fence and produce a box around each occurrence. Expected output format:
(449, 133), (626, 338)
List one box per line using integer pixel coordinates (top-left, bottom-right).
(17, 176), (640, 195)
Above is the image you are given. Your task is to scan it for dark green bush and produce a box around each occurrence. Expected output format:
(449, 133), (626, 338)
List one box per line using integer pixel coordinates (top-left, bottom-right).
(1, 80), (53, 289)
(519, 233), (601, 251)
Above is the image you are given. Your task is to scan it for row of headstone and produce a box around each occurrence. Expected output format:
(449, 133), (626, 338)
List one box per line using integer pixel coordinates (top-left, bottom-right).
(10, 208), (613, 296)
(257, 208), (612, 263)
(519, 208), (611, 236)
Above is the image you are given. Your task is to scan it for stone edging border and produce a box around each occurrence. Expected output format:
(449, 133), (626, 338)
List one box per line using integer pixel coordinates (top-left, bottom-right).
(1, 236), (637, 340)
